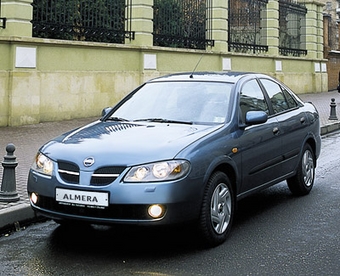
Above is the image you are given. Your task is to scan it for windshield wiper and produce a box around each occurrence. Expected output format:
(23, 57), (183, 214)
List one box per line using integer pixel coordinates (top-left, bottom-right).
(134, 118), (193, 125)
(106, 116), (130, 122)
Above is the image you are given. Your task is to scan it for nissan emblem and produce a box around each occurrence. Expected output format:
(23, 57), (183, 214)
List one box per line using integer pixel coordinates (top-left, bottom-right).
(83, 157), (95, 167)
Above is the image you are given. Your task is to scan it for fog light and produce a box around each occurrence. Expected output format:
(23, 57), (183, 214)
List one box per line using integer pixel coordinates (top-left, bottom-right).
(148, 204), (164, 219)
(30, 192), (38, 204)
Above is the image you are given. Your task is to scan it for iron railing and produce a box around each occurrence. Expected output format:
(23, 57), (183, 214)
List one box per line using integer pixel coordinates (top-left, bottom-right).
(279, 0), (307, 56)
(228, 0), (269, 54)
(31, 0), (134, 43)
(30, 0), (308, 55)
(153, 0), (214, 50)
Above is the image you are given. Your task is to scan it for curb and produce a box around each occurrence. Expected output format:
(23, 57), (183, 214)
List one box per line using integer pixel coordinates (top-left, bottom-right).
(0, 204), (39, 234)
(321, 122), (340, 136)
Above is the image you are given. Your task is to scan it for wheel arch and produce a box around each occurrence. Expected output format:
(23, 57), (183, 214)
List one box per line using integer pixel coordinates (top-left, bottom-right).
(304, 136), (318, 166)
(209, 162), (238, 197)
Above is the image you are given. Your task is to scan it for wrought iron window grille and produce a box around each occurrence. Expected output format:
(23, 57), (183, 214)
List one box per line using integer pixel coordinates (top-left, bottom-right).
(228, 0), (269, 54)
(31, 0), (134, 44)
(279, 47), (307, 57)
(153, 0), (214, 50)
(228, 42), (268, 54)
(279, 0), (307, 57)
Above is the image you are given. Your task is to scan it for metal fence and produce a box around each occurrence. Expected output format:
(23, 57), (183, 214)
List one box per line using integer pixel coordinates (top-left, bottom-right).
(228, 0), (269, 54)
(32, 0), (134, 43)
(228, 0), (307, 56)
(31, 0), (306, 55)
(153, 0), (214, 49)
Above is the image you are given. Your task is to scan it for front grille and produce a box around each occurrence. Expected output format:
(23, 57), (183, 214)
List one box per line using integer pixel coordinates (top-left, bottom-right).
(58, 161), (80, 184)
(90, 166), (126, 186)
(57, 162), (125, 186)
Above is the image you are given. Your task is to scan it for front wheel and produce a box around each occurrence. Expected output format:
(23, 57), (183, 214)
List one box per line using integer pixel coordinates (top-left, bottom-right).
(287, 144), (315, 196)
(198, 172), (235, 247)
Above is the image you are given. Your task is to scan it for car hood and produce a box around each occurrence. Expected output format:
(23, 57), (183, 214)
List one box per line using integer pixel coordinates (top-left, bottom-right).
(41, 121), (221, 167)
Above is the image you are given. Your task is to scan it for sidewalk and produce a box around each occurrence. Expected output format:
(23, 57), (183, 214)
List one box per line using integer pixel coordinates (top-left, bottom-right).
(1, 90), (340, 232)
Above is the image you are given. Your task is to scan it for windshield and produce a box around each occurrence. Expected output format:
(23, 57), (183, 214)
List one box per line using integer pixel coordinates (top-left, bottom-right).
(110, 81), (233, 124)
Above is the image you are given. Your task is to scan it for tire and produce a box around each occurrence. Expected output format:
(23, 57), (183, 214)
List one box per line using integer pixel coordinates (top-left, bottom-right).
(198, 171), (235, 247)
(287, 144), (315, 196)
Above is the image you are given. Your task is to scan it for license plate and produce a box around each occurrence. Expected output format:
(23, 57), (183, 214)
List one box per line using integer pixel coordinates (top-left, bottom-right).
(56, 188), (109, 207)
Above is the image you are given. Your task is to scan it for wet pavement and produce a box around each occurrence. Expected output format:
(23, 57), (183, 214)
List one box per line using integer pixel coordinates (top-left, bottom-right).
(1, 90), (340, 231)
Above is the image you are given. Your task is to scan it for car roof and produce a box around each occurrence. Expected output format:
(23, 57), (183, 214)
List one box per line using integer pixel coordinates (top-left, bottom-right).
(147, 72), (270, 83)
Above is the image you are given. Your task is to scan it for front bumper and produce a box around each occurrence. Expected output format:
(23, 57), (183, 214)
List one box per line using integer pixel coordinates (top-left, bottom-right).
(27, 169), (202, 225)
(29, 195), (198, 225)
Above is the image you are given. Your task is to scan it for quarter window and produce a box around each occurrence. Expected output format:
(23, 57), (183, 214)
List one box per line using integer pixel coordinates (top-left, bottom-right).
(239, 80), (269, 123)
(282, 88), (299, 109)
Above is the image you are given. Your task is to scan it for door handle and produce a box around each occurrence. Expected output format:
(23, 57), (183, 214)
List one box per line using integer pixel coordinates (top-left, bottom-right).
(300, 117), (306, 124)
(273, 127), (279, 134)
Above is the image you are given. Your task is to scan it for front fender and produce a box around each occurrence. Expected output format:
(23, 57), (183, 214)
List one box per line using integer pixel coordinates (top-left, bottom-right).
(202, 155), (240, 196)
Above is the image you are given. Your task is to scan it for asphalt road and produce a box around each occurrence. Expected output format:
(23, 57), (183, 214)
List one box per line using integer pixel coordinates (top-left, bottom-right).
(0, 132), (339, 276)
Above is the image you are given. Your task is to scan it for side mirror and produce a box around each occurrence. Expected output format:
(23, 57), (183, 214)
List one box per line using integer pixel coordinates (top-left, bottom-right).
(245, 111), (268, 125)
(101, 107), (112, 117)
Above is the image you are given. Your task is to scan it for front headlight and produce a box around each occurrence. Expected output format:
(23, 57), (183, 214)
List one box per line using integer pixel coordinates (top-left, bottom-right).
(124, 160), (190, 182)
(31, 152), (54, 176)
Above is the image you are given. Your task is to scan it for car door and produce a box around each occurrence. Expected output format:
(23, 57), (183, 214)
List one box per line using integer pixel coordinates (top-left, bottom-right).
(259, 78), (308, 176)
(236, 79), (283, 196)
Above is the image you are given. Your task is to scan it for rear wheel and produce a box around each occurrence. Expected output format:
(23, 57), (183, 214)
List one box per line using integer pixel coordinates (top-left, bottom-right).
(198, 172), (235, 247)
(287, 144), (315, 196)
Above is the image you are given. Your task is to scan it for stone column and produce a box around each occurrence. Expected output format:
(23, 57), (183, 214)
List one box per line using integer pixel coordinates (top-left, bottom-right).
(303, 0), (325, 59)
(210, 0), (228, 52)
(265, 0), (280, 56)
(0, 0), (33, 37)
(127, 0), (153, 47)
